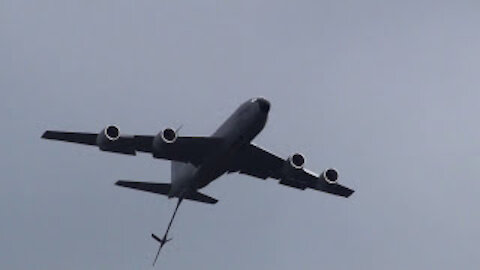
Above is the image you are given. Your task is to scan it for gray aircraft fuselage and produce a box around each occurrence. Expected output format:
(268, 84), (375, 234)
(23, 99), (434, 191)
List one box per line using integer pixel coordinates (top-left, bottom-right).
(169, 98), (271, 197)
(41, 96), (353, 262)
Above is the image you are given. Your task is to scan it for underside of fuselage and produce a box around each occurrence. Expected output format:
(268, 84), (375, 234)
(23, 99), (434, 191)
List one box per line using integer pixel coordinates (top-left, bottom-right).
(41, 96), (355, 264)
(169, 98), (271, 198)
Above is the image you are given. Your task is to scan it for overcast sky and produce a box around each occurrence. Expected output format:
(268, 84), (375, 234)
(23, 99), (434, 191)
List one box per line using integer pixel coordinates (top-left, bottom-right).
(2, 0), (480, 269)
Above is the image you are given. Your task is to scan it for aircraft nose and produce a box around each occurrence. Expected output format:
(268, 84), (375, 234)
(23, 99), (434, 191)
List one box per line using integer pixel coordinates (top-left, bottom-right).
(257, 98), (271, 113)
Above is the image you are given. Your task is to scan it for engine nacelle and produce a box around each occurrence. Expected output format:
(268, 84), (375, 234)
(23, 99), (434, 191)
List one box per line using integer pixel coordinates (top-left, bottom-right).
(96, 125), (121, 150)
(153, 128), (177, 155)
(161, 128), (177, 144)
(320, 168), (339, 184)
(288, 153), (305, 169)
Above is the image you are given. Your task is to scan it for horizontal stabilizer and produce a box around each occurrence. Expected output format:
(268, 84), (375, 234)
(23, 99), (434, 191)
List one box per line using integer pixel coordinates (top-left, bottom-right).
(115, 181), (171, 196)
(115, 180), (218, 204)
(185, 191), (218, 204)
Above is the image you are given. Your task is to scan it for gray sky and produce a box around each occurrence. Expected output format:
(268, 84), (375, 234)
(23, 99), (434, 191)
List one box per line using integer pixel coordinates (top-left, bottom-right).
(1, 0), (480, 269)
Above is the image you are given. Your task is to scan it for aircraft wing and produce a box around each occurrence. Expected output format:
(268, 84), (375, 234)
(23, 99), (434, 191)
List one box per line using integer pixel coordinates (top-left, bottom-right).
(42, 131), (222, 166)
(228, 143), (354, 197)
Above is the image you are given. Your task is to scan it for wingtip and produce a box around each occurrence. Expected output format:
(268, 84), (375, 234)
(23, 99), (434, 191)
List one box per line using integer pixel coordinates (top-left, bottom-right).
(41, 131), (50, 139)
(114, 180), (125, 187)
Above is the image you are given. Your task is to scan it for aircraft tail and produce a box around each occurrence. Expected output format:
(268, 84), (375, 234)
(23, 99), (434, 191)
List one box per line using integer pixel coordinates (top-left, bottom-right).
(115, 180), (218, 204)
(185, 190), (218, 204)
(115, 181), (171, 196)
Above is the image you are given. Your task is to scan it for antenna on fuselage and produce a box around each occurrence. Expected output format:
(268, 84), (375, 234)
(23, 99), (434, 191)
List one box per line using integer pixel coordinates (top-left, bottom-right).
(175, 125), (183, 134)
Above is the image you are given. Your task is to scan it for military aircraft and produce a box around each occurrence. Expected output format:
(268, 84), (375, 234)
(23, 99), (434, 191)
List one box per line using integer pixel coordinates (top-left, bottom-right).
(42, 97), (354, 265)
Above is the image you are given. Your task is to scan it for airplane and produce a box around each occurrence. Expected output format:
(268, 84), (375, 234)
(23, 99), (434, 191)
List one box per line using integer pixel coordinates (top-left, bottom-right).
(42, 97), (354, 265)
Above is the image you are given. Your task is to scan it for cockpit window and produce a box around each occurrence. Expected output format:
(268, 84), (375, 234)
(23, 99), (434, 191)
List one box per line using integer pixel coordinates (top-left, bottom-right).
(250, 98), (257, 103)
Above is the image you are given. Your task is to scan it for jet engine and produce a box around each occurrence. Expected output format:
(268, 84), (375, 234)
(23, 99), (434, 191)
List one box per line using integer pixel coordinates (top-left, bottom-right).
(96, 125), (121, 150)
(160, 128), (177, 144)
(153, 128), (177, 155)
(288, 153), (305, 169)
(320, 168), (339, 184)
